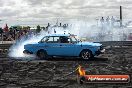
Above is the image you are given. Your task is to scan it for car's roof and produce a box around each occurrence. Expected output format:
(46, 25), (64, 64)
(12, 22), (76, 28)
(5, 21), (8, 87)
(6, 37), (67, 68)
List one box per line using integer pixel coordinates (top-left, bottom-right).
(45, 34), (71, 37)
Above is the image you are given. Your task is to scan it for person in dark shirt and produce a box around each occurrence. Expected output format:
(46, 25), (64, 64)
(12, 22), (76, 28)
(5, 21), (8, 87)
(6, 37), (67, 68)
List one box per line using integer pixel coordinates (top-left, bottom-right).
(0, 27), (3, 34)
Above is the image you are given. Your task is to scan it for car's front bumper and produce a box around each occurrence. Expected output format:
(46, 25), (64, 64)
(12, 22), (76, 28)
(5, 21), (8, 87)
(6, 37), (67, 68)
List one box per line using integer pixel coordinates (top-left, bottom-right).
(95, 49), (105, 55)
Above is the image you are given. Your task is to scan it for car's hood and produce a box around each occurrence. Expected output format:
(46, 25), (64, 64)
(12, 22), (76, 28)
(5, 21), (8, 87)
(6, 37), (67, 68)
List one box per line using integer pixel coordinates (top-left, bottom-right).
(77, 42), (102, 46)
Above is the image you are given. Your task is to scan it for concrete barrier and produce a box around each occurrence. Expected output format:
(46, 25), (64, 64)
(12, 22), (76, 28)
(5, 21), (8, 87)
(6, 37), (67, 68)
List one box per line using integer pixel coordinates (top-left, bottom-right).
(0, 41), (15, 44)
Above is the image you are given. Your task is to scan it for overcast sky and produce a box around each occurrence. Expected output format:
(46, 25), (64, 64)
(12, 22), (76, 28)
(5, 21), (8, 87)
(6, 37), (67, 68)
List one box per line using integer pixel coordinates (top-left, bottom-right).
(0, 0), (132, 26)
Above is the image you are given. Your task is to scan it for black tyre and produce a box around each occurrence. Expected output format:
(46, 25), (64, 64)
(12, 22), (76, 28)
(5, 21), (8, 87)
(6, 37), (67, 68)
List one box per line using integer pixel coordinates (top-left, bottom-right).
(37, 50), (48, 60)
(80, 50), (93, 60)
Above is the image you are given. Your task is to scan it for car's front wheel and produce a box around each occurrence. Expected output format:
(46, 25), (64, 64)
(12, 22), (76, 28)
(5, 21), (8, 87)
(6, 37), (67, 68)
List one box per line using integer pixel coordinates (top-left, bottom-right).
(37, 50), (48, 60)
(80, 50), (93, 60)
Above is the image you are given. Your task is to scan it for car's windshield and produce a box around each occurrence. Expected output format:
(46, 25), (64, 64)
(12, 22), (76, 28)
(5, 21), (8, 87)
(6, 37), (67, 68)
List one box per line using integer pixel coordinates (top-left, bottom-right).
(69, 36), (78, 43)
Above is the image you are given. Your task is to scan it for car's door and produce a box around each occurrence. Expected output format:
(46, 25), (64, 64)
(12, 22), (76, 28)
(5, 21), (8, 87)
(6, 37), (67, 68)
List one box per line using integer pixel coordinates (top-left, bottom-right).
(39, 36), (78, 56)
(44, 36), (61, 56)
(58, 36), (77, 56)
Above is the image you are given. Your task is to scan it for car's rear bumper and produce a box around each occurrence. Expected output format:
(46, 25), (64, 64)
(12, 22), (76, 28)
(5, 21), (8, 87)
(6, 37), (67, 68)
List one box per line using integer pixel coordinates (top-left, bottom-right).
(23, 50), (33, 54)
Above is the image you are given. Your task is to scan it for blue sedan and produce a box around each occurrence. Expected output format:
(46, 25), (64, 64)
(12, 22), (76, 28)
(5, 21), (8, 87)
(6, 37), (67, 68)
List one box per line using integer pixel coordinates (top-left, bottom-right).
(23, 34), (105, 60)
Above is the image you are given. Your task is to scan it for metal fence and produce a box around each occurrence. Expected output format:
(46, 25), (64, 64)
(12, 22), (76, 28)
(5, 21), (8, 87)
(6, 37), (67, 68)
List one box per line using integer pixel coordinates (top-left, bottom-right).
(0, 41), (15, 44)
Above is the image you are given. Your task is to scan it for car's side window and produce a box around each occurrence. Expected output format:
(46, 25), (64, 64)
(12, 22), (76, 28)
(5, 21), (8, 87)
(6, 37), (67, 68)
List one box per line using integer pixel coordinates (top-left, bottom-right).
(46, 37), (54, 43)
(41, 36), (75, 43)
(45, 36), (60, 43)
(53, 37), (60, 43)
(60, 36), (70, 43)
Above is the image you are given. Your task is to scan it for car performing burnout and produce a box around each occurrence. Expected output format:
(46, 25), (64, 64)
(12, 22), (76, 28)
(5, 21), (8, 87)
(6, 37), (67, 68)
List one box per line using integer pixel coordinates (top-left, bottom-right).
(23, 34), (105, 60)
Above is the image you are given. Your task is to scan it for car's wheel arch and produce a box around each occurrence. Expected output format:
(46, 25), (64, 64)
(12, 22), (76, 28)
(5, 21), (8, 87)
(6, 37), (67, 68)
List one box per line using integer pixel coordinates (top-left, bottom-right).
(36, 49), (47, 56)
(36, 49), (48, 60)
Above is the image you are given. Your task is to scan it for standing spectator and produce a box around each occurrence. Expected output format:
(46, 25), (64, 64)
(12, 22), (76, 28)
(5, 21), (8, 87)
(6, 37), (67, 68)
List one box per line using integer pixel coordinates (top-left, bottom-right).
(0, 27), (3, 34)
(111, 16), (116, 27)
(0, 27), (3, 41)
(100, 17), (104, 23)
(100, 17), (105, 29)
(36, 25), (41, 33)
(106, 16), (110, 26)
(3, 24), (9, 32)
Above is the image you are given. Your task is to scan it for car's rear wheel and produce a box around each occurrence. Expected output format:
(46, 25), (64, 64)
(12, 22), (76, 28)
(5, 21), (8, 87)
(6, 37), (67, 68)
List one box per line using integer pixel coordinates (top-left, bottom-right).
(37, 50), (48, 60)
(80, 50), (93, 60)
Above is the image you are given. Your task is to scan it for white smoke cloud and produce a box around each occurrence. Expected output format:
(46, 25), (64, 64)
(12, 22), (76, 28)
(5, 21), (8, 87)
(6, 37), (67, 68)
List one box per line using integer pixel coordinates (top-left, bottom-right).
(8, 31), (47, 58)
(8, 25), (69, 58)
(8, 19), (131, 59)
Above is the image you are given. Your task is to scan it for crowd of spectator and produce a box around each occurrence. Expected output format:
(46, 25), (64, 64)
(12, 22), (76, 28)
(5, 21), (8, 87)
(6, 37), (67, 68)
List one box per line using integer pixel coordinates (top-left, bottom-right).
(0, 22), (69, 41)
(0, 24), (38, 41)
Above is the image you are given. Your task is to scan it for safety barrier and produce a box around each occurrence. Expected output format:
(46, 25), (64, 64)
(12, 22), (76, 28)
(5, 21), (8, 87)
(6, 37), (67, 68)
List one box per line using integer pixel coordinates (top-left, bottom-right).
(96, 41), (132, 47)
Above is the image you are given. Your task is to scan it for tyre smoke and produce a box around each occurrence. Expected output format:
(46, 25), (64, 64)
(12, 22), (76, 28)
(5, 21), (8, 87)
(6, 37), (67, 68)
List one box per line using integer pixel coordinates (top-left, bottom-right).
(8, 20), (131, 58)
